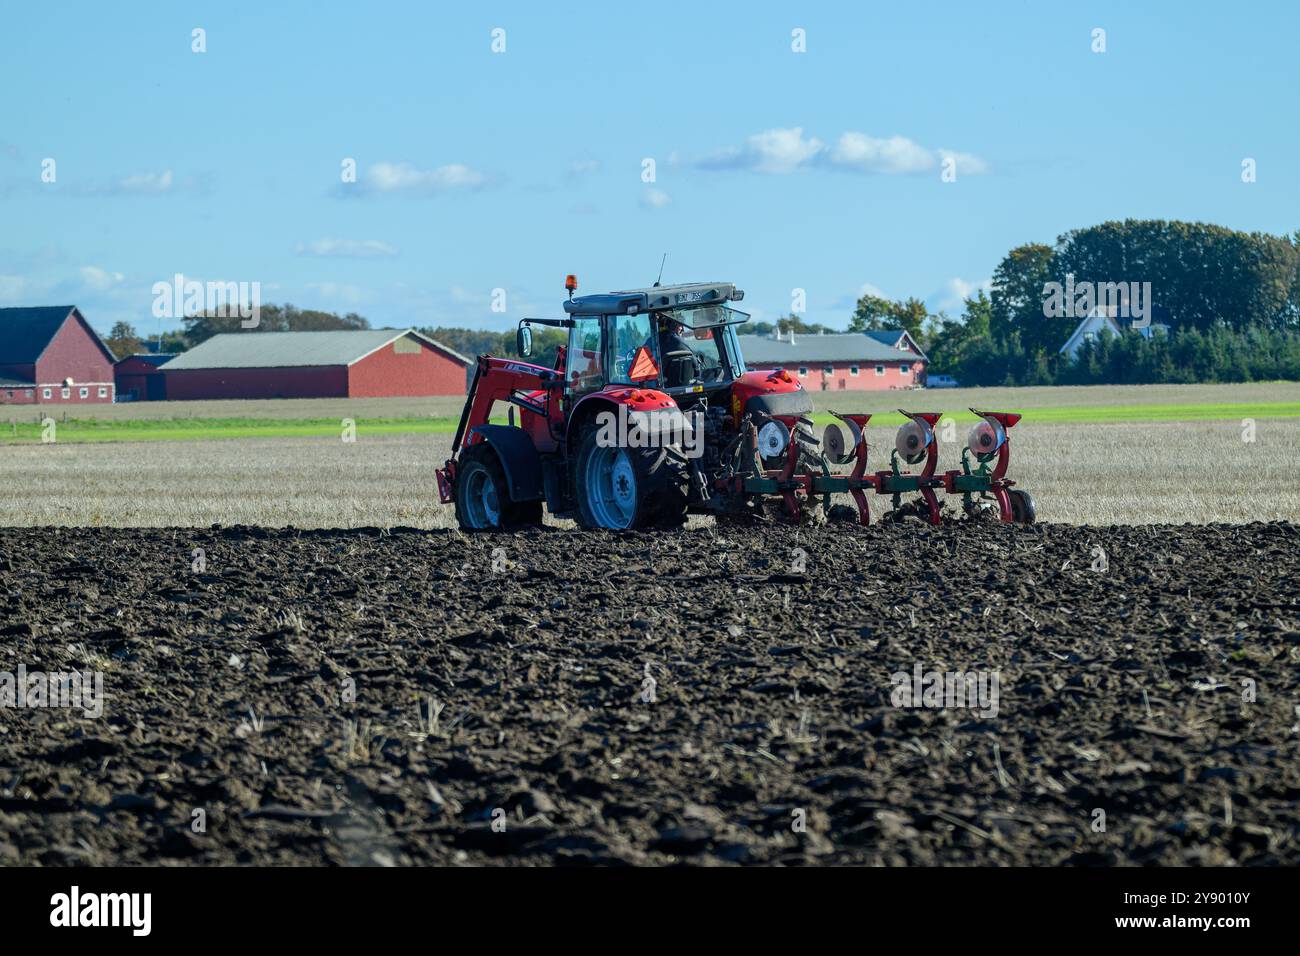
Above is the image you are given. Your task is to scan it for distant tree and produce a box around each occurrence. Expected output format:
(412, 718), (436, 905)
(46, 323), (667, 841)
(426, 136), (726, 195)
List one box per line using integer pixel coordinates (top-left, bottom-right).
(182, 304), (369, 345)
(418, 325), (570, 369)
(847, 294), (897, 332)
(103, 321), (144, 359)
(990, 243), (1056, 350)
(926, 291), (992, 377)
(157, 330), (190, 353)
(890, 297), (930, 343)
(735, 314), (837, 336)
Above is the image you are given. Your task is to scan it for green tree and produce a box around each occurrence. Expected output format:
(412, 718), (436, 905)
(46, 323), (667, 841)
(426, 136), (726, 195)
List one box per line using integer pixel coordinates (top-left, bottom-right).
(990, 243), (1057, 351)
(848, 294), (896, 332)
(103, 321), (143, 359)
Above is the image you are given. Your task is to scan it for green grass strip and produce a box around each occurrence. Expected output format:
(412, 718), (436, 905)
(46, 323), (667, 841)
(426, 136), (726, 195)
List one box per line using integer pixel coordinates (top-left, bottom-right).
(1, 402), (1296, 444)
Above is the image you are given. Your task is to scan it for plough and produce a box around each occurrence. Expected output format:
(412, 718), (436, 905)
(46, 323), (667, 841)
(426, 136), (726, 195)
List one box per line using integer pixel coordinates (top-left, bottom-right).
(739, 408), (1034, 525)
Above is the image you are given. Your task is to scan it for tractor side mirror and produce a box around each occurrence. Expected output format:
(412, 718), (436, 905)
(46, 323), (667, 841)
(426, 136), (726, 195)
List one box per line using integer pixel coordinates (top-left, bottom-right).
(516, 323), (533, 358)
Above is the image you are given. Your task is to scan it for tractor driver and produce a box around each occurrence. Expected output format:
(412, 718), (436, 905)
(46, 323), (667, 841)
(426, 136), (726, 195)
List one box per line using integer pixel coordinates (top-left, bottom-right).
(653, 312), (702, 387)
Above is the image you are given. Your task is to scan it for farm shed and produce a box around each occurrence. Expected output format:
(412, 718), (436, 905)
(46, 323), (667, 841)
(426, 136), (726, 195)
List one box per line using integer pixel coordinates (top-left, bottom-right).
(161, 328), (470, 400)
(0, 305), (118, 404)
(115, 353), (176, 401)
(740, 330), (928, 391)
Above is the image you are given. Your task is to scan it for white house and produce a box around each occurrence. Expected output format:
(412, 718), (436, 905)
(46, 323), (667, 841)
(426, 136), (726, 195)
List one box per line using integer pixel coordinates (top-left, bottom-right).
(1059, 308), (1170, 361)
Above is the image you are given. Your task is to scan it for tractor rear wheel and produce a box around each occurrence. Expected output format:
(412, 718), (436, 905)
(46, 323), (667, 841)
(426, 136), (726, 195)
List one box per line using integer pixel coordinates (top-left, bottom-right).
(574, 430), (689, 530)
(454, 444), (543, 531)
(1009, 489), (1036, 525)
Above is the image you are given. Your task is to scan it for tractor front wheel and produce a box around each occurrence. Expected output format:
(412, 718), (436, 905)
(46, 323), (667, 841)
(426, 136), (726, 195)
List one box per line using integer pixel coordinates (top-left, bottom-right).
(574, 431), (688, 530)
(454, 444), (542, 531)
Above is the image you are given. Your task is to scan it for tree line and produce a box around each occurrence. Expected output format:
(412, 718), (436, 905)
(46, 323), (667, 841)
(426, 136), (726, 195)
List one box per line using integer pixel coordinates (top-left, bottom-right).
(103, 305), (372, 358)
(878, 219), (1300, 386)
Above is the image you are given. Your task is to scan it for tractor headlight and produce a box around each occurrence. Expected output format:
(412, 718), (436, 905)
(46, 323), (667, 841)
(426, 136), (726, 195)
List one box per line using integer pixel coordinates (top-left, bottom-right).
(967, 419), (1006, 460)
(757, 420), (790, 459)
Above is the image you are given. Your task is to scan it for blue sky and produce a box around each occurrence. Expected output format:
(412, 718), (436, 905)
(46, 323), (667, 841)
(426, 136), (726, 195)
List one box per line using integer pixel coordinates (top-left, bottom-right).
(1, 1), (1296, 337)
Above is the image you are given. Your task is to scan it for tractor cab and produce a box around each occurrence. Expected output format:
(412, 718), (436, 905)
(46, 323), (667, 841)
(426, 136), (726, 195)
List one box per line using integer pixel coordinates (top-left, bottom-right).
(554, 281), (750, 406)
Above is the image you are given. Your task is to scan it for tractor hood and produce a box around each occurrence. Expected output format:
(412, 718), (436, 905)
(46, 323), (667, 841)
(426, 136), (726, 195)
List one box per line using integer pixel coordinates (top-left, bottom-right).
(563, 282), (744, 316)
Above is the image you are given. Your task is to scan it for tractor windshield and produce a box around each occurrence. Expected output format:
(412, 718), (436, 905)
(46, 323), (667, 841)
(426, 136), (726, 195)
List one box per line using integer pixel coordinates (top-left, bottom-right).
(652, 306), (747, 389)
(607, 305), (748, 390)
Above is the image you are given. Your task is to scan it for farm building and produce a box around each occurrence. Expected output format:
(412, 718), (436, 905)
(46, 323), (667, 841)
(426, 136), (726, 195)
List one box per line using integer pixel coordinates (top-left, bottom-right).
(161, 328), (471, 401)
(1059, 308), (1171, 360)
(0, 305), (118, 404)
(739, 330), (928, 390)
(115, 353), (176, 402)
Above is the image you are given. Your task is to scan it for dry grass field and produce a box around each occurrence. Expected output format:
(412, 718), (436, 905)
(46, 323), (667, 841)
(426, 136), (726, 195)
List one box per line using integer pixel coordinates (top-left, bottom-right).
(1, 417), (1296, 527)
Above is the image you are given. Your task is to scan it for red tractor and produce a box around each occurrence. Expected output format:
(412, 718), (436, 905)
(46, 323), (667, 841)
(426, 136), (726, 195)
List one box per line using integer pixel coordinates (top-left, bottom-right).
(436, 276), (1034, 530)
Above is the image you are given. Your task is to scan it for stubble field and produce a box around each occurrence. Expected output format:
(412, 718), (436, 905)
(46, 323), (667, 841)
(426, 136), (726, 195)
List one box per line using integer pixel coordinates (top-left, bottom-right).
(1, 417), (1297, 527)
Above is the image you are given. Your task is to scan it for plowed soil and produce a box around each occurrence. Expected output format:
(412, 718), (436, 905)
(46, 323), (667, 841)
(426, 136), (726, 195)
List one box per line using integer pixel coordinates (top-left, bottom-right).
(1, 521), (1297, 866)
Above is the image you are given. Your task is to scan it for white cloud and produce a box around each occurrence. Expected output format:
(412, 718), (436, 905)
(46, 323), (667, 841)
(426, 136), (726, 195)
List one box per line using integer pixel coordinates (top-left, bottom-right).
(698, 127), (824, 174)
(937, 149), (992, 176)
(829, 133), (934, 174)
(641, 188), (671, 209)
(831, 282), (891, 310)
(696, 128), (989, 178)
(114, 170), (175, 194)
(86, 169), (210, 196)
(78, 265), (125, 291)
(363, 161), (488, 195)
(295, 238), (399, 259)
(568, 159), (600, 175)
(932, 277), (992, 312)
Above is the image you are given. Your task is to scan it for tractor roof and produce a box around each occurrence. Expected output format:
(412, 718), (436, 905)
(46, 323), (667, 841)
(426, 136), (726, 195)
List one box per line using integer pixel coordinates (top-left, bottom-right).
(562, 282), (742, 316)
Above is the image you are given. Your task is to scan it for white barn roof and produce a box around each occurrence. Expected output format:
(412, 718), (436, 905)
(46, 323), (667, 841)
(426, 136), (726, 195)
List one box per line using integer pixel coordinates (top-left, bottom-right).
(740, 332), (919, 366)
(164, 329), (469, 370)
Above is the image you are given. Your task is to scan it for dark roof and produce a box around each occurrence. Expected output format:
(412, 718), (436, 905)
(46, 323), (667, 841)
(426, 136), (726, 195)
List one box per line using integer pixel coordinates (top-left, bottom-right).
(0, 375), (36, 387)
(739, 333), (919, 366)
(864, 329), (906, 347)
(863, 328), (927, 359)
(120, 353), (177, 368)
(0, 306), (77, 364)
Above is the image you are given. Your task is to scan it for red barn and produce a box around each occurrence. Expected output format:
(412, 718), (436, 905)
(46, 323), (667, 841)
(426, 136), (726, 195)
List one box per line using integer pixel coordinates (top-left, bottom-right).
(162, 329), (470, 400)
(115, 353), (176, 402)
(0, 305), (118, 404)
(739, 330), (928, 391)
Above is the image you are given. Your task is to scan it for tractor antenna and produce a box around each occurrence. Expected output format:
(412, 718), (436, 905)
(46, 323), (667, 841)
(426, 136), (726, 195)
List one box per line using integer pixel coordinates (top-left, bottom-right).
(653, 253), (667, 287)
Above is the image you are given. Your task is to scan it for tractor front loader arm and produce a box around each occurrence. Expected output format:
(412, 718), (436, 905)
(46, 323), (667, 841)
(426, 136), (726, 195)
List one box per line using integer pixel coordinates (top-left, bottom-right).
(451, 356), (562, 455)
(437, 355), (564, 504)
